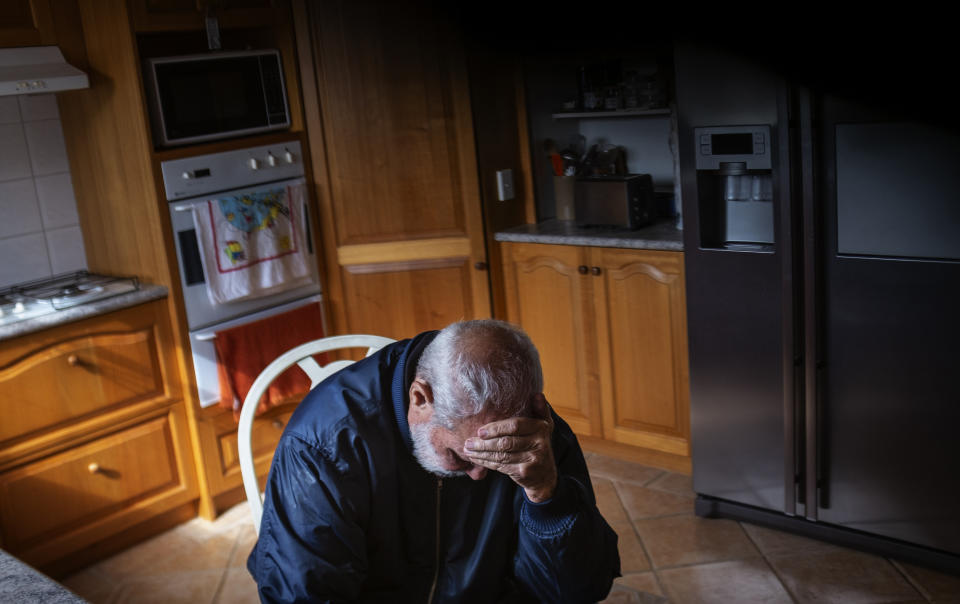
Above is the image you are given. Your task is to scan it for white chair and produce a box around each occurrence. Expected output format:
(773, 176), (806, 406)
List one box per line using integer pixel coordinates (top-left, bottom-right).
(238, 334), (395, 534)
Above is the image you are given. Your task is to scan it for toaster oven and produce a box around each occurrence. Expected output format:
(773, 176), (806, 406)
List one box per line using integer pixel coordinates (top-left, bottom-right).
(574, 174), (656, 229)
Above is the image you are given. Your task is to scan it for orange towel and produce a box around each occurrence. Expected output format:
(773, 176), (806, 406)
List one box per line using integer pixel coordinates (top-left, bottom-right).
(215, 302), (327, 419)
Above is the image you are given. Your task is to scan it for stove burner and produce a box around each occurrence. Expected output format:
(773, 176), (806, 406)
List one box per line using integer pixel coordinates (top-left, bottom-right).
(55, 284), (103, 298)
(0, 271), (140, 326)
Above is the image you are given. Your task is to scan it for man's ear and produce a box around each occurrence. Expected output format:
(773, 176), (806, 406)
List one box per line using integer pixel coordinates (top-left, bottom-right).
(408, 378), (434, 422)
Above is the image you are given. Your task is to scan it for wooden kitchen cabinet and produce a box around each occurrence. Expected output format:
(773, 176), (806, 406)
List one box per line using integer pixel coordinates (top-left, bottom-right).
(501, 242), (690, 464)
(53, 0), (308, 519)
(194, 402), (294, 508)
(0, 299), (198, 575)
(294, 0), (490, 338)
(499, 243), (601, 437)
(0, 319), (166, 454)
(129, 0), (281, 32)
(0, 0), (55, 46)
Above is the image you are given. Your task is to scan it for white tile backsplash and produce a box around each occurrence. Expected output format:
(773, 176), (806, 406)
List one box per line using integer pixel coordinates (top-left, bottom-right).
(0, 123), (34, 182)
(0, 178), (43, 238)
(0, 97), (21, 124)
(35, 173), (79, 229)
(23, 119), (70, 176)
(0, 101), (85, 286)
(0, 233), (52, 288)
(46, 225), (87, 274)
(18, 94), (60, 122)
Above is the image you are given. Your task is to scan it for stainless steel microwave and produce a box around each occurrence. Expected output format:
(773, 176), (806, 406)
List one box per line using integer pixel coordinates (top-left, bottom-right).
(144, 49), (290, 148)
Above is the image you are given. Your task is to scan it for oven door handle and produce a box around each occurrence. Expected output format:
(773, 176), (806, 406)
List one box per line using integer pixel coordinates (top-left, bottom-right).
(195, 332), (217, 341)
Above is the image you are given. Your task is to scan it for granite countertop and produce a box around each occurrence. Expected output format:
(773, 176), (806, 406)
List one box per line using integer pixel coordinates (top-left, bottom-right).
(0, 549), (85, 603)
(494, 219), (684, 251)
(0, 284), (168, 342)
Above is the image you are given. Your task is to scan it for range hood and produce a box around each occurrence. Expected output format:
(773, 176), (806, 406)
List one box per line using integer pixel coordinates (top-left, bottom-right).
(0, 46), (89, 96)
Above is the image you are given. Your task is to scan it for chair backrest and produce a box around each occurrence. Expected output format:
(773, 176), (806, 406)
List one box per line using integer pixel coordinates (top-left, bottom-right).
(237, 334), (395, 534)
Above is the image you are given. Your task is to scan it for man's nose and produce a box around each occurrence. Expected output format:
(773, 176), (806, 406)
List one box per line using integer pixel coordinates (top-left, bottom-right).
(466, 465), (488, 481)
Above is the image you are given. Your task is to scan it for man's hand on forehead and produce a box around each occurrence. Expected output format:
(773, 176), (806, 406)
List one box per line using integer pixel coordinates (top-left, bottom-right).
(462, 394), (558, 502)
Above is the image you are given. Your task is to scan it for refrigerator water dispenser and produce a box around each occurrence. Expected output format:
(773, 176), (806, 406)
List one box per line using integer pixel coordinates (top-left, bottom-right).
(694, 125), (774, 248)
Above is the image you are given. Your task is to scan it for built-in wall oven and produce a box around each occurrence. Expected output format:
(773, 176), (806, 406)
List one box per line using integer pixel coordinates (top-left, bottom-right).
(161, 140), (322, 407)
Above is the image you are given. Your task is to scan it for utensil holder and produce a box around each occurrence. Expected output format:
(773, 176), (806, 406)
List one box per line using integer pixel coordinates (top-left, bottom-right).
(554, 175), (575, 220)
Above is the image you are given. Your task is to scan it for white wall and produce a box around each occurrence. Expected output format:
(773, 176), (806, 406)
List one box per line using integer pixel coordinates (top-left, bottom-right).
(0, 94), (87, 288)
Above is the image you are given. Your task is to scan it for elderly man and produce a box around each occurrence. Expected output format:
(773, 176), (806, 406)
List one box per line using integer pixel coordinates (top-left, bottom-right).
(248, 319), (620, 602)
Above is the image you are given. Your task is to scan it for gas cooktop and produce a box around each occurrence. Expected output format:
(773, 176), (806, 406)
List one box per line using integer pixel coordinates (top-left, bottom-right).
(0, 271), (140, 327)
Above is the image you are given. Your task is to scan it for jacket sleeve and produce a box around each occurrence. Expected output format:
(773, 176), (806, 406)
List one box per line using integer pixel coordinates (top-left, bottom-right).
(512, 414), (621, 603)
(247, 433), (370, 604)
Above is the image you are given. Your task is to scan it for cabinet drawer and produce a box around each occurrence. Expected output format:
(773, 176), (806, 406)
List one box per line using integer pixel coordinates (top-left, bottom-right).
(0, 412), (192, 559)
(218, 408), (294, 478)
(0, 328), (165, 446)
(195, 404), (295, 496)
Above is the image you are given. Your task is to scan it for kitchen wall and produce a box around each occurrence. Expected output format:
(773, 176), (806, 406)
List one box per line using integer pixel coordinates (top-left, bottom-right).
(523, 56), (677, 221)
(0, 93), (87, 288)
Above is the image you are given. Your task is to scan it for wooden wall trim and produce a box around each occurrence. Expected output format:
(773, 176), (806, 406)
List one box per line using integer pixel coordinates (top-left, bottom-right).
(337, 237), (472, 266)
(292, 0), (348, 335)
(344, 257), (464, 275)
(514, 62), (537, 225)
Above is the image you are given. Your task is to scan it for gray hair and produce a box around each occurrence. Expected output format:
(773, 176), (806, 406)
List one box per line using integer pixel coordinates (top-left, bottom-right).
(415, 319), (543, 428)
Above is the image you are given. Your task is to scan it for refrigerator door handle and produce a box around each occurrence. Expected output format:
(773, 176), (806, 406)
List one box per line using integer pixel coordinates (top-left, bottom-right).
(778, 82), (799, 516)
(798, 87), (822, 521)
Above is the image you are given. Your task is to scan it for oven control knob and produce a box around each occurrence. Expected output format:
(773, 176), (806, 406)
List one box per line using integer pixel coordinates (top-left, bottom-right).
(284, 150), (295, 164)
(248, 157), (260, 170)
(181, 171), (192, 180)
(266, 152), (277, 167)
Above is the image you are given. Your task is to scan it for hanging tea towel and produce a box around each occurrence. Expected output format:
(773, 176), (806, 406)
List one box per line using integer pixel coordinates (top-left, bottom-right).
(193, 182), (313, 304)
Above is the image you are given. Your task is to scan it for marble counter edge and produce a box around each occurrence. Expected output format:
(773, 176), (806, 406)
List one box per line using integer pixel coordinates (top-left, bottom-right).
(0, 549), (85, 603)
(0, 284), (169, 342)
(494, 220), (684, 252)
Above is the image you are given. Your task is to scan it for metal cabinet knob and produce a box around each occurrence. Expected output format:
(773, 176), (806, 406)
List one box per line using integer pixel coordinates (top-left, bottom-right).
(88, 462), (100, 474)
(272, 419), (285, 430)
(578, 265), (588, 275)
(67, 354), (80, 366)
(474, 261), (488, 271)
(591, 266), (602, 276)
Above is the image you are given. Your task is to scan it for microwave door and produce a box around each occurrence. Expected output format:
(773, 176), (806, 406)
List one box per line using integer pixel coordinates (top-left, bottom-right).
(147, 50), (290, 148)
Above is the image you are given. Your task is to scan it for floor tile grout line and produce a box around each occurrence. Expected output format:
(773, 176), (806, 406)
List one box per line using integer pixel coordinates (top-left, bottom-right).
(651, 553), (780, 573)
(610, 475), (671, 601)
(887, 558), (934, 603)
(209, 527), (244, 604)
(640, 469), (668, 489)
(738, 521), (801, 604)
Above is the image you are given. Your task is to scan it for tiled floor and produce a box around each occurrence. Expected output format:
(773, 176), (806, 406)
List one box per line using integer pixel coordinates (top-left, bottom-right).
(60, 452), (960, 603)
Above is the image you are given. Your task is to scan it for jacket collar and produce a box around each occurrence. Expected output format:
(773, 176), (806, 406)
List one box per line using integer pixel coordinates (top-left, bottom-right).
(391, 330), (439, 452)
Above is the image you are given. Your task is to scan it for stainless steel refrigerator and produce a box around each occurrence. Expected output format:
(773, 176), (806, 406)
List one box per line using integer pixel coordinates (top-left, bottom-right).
(675, 39), (960, 574)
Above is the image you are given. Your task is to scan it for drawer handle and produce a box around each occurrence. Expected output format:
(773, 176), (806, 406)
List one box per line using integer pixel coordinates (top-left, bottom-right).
(591, 266), (602, 276)
(578, 265), (588, 275)
(67, 354), (81, 367)
(271, 419), (285, 430)
(88, 462), (100, 474)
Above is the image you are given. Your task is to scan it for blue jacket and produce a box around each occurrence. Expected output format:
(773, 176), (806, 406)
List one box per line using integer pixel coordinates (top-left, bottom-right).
(247, 331), (620, 603)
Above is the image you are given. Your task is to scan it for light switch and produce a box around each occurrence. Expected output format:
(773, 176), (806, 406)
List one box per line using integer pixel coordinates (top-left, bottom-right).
(495, 169), (515, 201)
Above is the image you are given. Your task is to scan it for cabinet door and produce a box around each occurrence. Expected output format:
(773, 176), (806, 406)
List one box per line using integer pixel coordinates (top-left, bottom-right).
(0, 407), (196, 568)
(0, 0), (55, 46)
(303, 0), (489, 335)
(130, 0), (281, 31)
(501, 243), (601, 437)
(0, 300), (183, 467)
(592, 248), (690, 456)
(195, 403), (293, 496)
